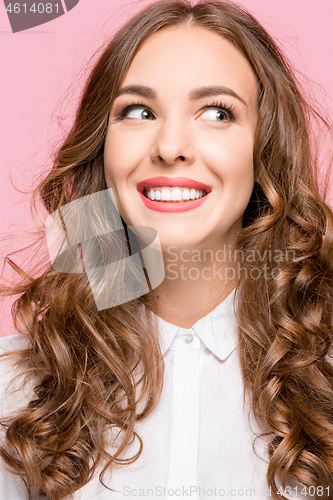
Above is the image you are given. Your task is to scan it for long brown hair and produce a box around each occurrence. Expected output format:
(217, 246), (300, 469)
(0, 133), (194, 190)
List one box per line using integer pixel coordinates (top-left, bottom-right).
(1, 1), (333, 499)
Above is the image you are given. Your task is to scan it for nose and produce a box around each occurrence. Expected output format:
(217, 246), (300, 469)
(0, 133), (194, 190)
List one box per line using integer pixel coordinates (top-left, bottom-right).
(151, 114), (195, 167)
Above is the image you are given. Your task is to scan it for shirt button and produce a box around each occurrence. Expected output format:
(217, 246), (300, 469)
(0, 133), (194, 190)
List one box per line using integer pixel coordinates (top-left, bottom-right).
(183, 334), (194, 344)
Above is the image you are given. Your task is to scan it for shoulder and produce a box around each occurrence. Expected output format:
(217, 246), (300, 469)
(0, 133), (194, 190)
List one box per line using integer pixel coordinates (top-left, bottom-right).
(0, 332), (29, 352)
(0, 335), (37, 498)
(0, 334), (34, 422)
(0, 333), (30, 381)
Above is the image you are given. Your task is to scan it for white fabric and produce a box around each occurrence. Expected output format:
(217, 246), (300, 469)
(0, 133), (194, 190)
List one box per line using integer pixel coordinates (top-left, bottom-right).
(0, 290), (313, 499)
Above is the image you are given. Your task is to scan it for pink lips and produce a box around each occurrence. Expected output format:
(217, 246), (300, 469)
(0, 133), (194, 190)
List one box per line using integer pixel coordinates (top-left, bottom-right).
(137, 176), (212, 213)
(137, 176), (212, 192)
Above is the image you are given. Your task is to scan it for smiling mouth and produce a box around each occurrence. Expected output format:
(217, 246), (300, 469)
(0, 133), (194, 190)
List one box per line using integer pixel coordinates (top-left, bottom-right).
(143, 186), (208, 202)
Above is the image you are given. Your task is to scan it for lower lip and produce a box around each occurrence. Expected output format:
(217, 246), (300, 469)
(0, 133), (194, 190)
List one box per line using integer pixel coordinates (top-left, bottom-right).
(138, 191), (210, 212)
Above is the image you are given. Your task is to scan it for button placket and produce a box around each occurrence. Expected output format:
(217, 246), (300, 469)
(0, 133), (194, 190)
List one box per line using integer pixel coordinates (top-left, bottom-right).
(167, 329), (200, 499)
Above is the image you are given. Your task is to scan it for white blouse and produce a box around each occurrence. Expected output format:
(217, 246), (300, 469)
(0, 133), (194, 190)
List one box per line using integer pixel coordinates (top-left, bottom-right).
(0, 290), (314, 499)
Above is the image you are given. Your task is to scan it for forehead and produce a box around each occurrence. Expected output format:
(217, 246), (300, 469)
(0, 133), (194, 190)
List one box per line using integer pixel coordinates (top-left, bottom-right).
(122, 26), (258, 107)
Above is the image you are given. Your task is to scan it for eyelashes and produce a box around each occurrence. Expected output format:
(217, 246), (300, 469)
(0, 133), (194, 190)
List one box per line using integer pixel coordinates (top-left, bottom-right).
(203, 100), (236, 122)
(115, 101), (154, 121)
(114, 99), (236, 122)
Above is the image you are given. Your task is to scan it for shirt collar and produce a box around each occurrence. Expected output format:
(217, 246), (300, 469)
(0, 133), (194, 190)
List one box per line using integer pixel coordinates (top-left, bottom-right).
(153, 288), (238, 361)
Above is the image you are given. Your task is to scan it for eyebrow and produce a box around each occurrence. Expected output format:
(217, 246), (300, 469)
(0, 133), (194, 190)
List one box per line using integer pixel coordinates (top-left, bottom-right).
(115, 85), (247, 107)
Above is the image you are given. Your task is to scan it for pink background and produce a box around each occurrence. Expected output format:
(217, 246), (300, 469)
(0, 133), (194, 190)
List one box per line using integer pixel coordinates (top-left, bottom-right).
(0, 0), (333, 336)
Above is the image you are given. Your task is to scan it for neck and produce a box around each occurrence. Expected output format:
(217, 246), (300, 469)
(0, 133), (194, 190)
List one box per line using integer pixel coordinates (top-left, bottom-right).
(150, 238), (240, 329)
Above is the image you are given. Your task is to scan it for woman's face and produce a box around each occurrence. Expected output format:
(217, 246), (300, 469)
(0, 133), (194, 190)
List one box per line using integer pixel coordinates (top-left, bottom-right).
(104, 26), (258, 251)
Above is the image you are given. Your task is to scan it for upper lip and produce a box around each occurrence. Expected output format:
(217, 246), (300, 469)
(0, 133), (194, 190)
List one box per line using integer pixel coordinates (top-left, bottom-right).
(137, 177), (212, 193)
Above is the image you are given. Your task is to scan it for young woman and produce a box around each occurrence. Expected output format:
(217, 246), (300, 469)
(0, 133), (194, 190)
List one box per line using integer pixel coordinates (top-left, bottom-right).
(1, 1), (333, 499)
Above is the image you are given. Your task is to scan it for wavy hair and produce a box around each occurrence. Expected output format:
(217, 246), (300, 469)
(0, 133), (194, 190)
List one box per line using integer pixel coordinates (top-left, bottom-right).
(1, 1), (333, 499)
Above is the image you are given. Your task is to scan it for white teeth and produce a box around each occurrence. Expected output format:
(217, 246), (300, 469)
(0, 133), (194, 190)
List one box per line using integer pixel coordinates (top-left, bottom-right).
(183, 189), (190, 200)
(161, 188), (171, 201)
(171, 188), (183, 201)
(144, 186), (207, 202)
(155, 189), (161, 200)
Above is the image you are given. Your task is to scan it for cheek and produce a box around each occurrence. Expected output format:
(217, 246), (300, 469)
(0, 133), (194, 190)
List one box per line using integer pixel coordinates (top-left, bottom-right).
(104, 128), (150, 179)
(199, 131), (254, 184)
(104, 134), (131, 186)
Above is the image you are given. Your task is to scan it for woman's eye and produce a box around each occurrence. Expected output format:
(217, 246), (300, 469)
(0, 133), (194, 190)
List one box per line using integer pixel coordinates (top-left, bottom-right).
(117, 104), (234, 122)
(124, 107), (154, 120)
(200, 108), (232, 122)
